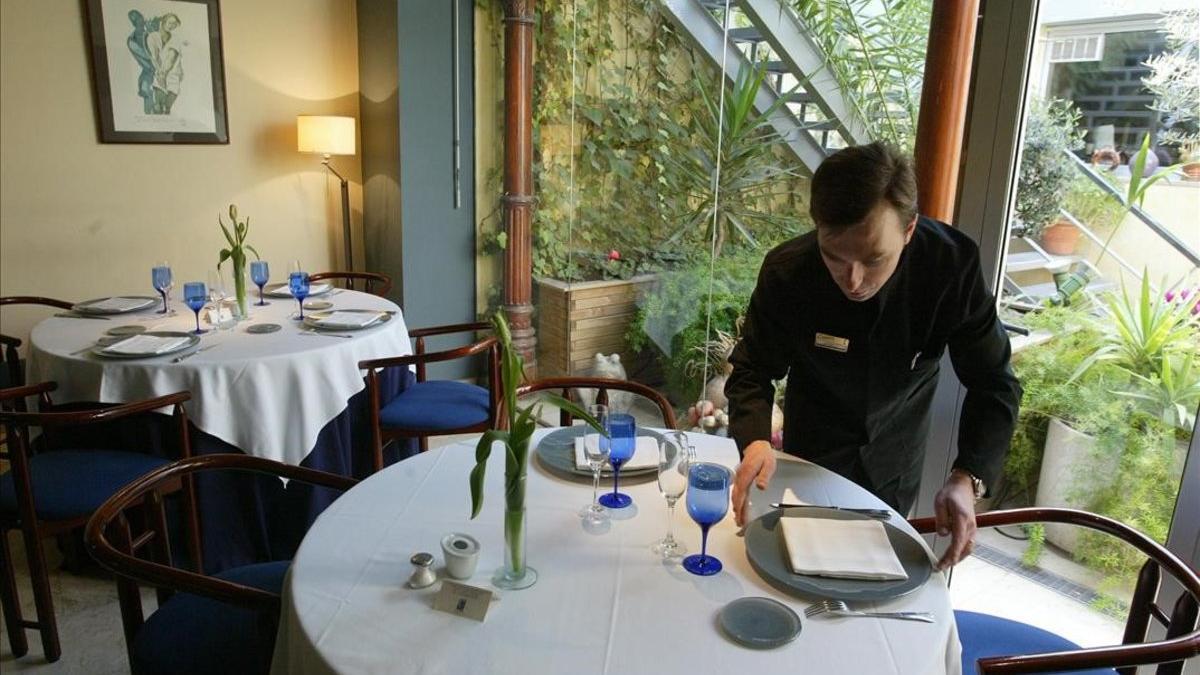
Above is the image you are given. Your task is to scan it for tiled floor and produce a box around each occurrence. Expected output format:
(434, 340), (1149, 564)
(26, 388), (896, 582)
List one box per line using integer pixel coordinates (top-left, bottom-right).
(1, 427), (1128, 672)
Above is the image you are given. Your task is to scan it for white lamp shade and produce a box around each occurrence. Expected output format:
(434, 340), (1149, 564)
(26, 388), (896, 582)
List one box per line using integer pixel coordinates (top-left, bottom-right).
(297, 115), (356, 155)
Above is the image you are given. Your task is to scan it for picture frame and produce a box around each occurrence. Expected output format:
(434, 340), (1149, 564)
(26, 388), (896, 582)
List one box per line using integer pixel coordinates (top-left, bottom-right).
(84, 0), (229, 144)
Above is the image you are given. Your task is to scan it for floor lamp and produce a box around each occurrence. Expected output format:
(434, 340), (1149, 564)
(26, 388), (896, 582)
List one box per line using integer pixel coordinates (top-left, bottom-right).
(297, 115), (357, 272)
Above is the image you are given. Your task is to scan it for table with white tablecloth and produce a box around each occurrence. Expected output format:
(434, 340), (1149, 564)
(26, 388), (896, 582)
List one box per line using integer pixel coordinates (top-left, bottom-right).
(272, 430), (962, 675)
(25, 291), (416, 569)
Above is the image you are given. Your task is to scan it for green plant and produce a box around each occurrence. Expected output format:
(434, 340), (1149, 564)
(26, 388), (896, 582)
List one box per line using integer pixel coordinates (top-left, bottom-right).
(216, 204), (260, 317)
(1115, 352), (1200, 430)
(1144, 8), (1199, 154)
(792, 0), (932, 151)
(1062, 178), (1124, 233)
(1014, 98), (1085, 239)
(1021, 523), (1045, 568)
(469, 312), (602, 520)
(663, 63), (805, 258)
(1071, 272), (1200, 383)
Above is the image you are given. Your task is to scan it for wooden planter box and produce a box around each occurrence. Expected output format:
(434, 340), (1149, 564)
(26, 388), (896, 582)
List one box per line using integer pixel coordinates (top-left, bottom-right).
(536, 275), (657, 377)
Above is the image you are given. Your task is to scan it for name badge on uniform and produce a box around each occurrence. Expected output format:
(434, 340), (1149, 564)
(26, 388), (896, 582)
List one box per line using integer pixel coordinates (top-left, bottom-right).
(814, 332), (850, 353)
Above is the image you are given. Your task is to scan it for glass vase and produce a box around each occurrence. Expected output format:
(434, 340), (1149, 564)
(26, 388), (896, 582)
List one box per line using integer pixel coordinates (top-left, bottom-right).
(493, 506), (536, 590)
(232, 255), (249, 319)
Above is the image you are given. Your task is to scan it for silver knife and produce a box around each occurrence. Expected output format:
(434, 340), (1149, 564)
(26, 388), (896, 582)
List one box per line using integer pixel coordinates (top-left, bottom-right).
(55, 313), (111, 320)
(771, 503), (892, 520)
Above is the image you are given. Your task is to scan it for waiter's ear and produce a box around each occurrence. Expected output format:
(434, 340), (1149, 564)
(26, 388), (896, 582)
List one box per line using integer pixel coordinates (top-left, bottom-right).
(902, 215), (917, 245)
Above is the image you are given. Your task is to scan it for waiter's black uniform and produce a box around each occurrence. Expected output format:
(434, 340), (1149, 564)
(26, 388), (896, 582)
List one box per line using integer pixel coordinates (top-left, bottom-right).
(725, 216), (1021, 513)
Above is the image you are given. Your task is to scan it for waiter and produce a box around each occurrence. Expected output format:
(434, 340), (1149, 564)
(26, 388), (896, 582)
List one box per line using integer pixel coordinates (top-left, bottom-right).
(725, 142), (1021, 570)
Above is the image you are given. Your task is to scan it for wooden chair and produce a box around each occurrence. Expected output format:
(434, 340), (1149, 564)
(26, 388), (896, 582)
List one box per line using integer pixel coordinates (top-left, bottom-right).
(359, 322), (500, 468)
(0, 383), (197, 663)
(85, 454), (357, 675)
(516, 377), (678, 429)
(0, 296), (74, 388)
(908, 508), (1200, 674)
(307, 271), (392, 297)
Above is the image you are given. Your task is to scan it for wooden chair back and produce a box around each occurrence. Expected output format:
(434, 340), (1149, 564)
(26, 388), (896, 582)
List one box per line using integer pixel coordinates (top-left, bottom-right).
(0, 296), (75, 387)
(307, 271), (393, 297)
(516, 377), (677, 429)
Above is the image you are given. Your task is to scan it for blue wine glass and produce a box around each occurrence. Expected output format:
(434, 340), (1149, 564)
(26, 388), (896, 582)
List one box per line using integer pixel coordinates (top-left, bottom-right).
(250, 260), (270, 306)
(183, 282), (208, 335)
(681, 463), (731, 576)
(597, 412), (635, 509)
(152, 261), (173, 314)
(289, 271), (310, 320)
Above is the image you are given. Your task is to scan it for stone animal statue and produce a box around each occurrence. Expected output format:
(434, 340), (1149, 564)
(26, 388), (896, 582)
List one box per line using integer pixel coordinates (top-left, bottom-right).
(575, 353), (633, 413)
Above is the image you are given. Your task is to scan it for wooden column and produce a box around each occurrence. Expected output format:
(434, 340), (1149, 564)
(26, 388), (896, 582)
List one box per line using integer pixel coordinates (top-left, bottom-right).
(913, 0), (980, 224)
(502, 0), (537, 370)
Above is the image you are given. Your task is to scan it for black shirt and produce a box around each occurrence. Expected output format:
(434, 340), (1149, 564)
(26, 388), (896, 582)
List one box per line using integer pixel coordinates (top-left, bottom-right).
(725, 216), (1021, 510)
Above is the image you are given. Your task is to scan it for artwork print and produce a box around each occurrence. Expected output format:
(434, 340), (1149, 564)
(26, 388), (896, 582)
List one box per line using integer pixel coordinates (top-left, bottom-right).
(86, 0), (228, 143)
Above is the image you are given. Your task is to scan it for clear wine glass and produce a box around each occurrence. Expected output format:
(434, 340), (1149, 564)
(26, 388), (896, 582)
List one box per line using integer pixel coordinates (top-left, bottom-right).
(151, 261), (173, 314)
(597, 412), (635, 509)
(288, 260), (310, 320)
(250, 260), (270, 306)
(651, 431), (689, 560)
(579, 404), (611, 525)
(183, 282), (208, 335)
(681, 462), (731, 576)
(207, 269), (229, 331)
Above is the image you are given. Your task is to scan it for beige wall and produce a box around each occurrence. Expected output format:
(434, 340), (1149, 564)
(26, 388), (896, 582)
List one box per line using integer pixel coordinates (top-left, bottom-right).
(0, 0), (363, 343)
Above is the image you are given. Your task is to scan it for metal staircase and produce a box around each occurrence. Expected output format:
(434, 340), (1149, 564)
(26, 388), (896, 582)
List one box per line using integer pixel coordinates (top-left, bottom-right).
(660, 0), (870, 174)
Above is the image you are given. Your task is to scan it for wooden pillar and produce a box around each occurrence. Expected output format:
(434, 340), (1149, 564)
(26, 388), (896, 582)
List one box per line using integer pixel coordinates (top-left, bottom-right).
(913, 0), (980, 224)
(502, 0), (537, 371)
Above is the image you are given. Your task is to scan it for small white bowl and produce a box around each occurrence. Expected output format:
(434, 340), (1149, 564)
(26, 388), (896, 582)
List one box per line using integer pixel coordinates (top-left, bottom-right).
(440, 533), (480, 580)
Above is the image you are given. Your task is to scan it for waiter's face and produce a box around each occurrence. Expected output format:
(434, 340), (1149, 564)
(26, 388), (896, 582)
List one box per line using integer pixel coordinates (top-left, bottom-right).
(816, 201), (916, 302)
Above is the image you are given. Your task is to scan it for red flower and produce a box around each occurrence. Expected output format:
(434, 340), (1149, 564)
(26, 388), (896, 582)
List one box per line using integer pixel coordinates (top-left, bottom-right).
(608, 249), (621, 261)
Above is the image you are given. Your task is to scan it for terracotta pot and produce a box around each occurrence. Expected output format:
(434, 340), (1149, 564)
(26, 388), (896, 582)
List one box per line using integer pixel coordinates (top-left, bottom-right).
(1182, 162), (1200, 182)
(1040, 221), (1081, 255)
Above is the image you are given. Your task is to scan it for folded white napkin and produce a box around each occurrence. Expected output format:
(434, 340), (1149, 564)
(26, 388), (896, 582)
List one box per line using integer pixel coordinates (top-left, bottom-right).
(85, 297), (149, 313)
(574, 434), (658, 471)
(267, 281), (332, 297)
(104, 335), (191, 355)
(778, 489), (908, 581)
(315, 311), (382, 328)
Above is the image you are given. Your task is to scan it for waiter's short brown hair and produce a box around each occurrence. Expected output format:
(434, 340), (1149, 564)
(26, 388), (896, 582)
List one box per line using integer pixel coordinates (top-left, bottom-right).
(809, 142), (918, 229)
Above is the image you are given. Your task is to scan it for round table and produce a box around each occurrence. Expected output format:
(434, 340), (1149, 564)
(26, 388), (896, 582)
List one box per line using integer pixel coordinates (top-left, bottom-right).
(27, 289), (411, 464)
(272, 431), (963, 675)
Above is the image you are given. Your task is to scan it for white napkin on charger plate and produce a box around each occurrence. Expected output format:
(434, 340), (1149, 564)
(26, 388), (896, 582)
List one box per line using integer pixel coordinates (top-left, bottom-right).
(574, 434), (658, 471)
(778, 488), (908, 581)
(267, 282), (332, 297)
(103, 335), (191, 355)
(84, 296), (150, 313)
(315, 311), (383, 328)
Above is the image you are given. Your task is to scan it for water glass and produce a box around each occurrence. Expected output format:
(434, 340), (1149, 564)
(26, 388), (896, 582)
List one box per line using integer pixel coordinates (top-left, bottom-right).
(288, 260), (310, 320)
(681, 462), (731, 576)
(579, 405), (612, 524)
(151, 261), (173, 314)
(597, 412), (635, 509)
(651, 431), (689, 560)
(207, 269), (231, 330)
(183, 282), (208, 335)
(250, 260), (270, 306)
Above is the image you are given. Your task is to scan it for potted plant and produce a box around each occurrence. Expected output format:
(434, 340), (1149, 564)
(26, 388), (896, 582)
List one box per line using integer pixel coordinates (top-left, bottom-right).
(1014, 98), (1085, 254)
(1144, 8), (1198, 178)
(216, 204), (260, 319)
(468, 312), (602, 590)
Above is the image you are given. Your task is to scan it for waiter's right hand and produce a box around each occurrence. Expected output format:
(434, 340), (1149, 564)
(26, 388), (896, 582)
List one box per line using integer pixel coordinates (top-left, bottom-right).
(733, 440), (776, 527)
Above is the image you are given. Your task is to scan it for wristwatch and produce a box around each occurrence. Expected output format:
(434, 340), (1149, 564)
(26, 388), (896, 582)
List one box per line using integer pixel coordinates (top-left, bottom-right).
(953, 468), (986, 502)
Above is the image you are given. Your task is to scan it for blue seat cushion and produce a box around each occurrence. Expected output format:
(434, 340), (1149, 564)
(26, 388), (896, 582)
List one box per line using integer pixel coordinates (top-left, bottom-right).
(379, 380), (490, 431)
(0, 450), (169, 521)
(957, 610), (1117, 674)
(132, 560), (289, 675)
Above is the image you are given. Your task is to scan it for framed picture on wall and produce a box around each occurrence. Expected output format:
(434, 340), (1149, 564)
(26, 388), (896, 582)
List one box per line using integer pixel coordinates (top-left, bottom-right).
(84, 0), (229, 143)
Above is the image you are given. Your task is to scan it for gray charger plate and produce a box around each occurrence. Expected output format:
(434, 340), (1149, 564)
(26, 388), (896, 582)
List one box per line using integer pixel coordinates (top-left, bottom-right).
(743, 462), (932, 602)
(534, 425), (670, 479)
(92, 331), (200, 359)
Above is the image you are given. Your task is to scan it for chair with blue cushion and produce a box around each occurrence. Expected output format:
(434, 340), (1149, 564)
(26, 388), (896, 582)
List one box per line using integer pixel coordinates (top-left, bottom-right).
(909, 508), (1200, 674)
(360, 321), (500, 469)
(85, 453), (358, 675)
(0, 383), (196, 663)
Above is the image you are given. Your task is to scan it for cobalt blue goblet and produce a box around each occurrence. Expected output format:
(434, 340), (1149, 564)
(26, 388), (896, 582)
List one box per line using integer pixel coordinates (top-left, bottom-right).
(681, 462), (731, 576)
(183, 282), (208, 335)
(250, 260), (270, 306)
(597, 412), (635, 509)
(289, 268), (310, 320)
(152, 262), (173, 314)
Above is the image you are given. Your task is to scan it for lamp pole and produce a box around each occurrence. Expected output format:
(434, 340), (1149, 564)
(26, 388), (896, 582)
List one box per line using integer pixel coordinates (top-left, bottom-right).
(322, 155), (354, 272)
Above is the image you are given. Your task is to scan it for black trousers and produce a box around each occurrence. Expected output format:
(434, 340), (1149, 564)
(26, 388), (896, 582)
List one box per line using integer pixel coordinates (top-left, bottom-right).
(795, 443), (924, 516)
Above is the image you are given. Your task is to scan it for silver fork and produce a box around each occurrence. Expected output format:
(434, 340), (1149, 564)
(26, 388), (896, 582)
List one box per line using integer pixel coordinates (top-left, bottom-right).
(172, 345), (216, 363)
(804, 599), (934, 623)
(300, 328), (354, 339)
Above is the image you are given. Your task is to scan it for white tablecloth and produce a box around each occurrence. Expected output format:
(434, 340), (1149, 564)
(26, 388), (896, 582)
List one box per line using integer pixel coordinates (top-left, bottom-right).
(27, 291), (411, 465)
(272, 431), (962, 675)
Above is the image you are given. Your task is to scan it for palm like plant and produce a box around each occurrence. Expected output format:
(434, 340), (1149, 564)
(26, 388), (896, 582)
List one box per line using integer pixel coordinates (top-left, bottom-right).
(666, 63), (803, 258)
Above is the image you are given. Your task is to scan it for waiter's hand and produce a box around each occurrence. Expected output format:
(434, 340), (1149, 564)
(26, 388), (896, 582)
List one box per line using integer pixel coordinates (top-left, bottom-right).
(933, 470), (977, 571)
(733, 440), (776, 527)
